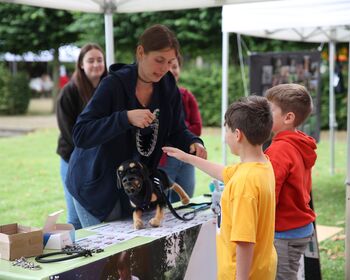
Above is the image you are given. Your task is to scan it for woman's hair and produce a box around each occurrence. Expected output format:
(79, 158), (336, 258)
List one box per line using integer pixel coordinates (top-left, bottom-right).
(72, 43), (107, 104)
(138, 24), (180, 57)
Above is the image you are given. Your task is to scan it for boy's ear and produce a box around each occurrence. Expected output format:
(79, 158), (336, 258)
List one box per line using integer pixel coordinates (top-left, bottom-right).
(284, 112), (296, 125)
(235, 128), (243, 142)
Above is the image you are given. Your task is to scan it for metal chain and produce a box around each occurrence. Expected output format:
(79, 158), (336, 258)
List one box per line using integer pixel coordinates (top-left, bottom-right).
(136, 108), (160, 157)
(63, 244), (104, 254)
(12, 256), (41, 270)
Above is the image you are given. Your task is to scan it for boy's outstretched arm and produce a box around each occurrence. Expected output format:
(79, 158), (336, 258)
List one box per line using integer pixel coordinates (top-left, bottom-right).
(162, 147), (224, 181)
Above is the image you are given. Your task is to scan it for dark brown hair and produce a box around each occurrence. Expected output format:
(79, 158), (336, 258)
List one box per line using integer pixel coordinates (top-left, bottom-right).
(138, 24), (180, 57)
(72, 43), (107, 105)
(224, 96), (272, 145)
(265, 83), (313, 126)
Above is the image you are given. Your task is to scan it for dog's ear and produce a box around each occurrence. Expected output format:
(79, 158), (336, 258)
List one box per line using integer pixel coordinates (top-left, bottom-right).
(116, 164), (124, 189)
(138, 161), (149, 178)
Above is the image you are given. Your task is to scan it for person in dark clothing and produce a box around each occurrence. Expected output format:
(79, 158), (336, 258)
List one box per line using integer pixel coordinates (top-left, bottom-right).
(66, 24), (207, 228)
(56, 43), (107, 229)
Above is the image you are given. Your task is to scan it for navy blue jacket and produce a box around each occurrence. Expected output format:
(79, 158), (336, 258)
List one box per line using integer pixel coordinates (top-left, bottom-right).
(66, 63), (203, 221)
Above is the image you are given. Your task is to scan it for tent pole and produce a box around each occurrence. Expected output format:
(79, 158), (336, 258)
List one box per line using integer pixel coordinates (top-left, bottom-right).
(104, 12), (115, 67)
(222, 32), (229, 165)
(237, 34), (248, 97)
(345, 41), (350, 280)
(328, 40), (336, 175)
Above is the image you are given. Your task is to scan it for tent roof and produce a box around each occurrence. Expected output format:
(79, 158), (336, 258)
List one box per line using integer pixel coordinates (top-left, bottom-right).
(2, 0), (281, 13)
(222, 0), (350, 42)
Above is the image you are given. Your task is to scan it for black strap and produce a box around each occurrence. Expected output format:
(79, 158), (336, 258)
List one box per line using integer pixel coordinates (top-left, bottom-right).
(35, 250), (92, 263)
(152, 176), (210, 221)
(174, 202), (211, 211)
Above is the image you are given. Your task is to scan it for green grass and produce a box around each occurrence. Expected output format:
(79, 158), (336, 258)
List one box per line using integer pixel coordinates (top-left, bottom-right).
(0, 128), (347, 279)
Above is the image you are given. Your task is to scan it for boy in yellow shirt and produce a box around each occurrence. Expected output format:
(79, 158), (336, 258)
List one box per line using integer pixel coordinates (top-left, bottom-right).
(163, 96), (277, 280)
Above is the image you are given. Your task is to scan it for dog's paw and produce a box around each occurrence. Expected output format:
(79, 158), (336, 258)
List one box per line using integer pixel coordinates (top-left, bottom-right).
(149, 218), (161, 227)
(134, 219), (144, 230)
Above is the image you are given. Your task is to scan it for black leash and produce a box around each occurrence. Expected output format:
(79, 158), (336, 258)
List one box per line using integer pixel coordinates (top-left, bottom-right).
(153, 177), (210, 221)
(35, 250), (92, 263)
(35, 245), (103, 263)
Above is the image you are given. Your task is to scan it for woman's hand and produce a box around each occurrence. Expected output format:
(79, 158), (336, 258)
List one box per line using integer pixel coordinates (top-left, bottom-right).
(127, 109), (155, 128)
(189, 143), (207, 159)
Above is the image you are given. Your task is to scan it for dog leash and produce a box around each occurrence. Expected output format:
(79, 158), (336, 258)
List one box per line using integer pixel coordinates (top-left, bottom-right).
(35, 245), (103, 263)
(153, 177), (210, 221)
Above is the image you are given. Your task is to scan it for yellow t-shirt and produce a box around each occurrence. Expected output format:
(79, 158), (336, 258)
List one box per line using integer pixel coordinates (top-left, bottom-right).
(216, 160), (277, 280)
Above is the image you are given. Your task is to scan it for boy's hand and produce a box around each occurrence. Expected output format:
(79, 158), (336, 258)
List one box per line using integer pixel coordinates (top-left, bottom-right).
(189, 143), (207, 159)
(162, 147), (189, 163)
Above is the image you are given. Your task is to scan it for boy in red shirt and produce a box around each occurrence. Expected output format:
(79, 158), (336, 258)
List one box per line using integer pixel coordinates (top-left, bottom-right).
(264, 84), (317, 280)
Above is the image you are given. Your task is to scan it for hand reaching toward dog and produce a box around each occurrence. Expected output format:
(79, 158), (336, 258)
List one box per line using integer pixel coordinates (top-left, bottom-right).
(127, 109), (156, 128)
(162, 147), (190, 163)
(163, 146), (225, 182)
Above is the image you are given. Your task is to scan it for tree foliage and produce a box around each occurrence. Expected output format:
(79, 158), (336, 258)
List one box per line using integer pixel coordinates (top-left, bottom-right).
(69, 8), (222, 61)
(0, 3), (78, 54)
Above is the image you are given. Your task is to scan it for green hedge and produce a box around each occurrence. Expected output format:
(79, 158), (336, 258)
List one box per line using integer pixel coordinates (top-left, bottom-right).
(0, 64), (30, 115)
(320, 72), (348, 130)
(179, 64), (245, 126)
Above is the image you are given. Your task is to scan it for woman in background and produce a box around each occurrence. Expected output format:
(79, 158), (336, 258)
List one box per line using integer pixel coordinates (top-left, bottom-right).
(159, 56), (202, 202)
(56, 43), (107, 229)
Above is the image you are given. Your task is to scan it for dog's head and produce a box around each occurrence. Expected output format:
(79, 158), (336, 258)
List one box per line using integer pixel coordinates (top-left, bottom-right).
(116, 160), (149, 196)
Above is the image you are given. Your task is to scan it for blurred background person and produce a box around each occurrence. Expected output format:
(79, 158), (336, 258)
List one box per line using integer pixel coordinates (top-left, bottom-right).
(55, 43), (107, 229)
(159, 55), (202, 202)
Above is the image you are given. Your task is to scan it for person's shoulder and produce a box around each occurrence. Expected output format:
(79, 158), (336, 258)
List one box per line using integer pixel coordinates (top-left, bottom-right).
(58, 80), (78, 100)
(105, 63), (137, 91)
(109, 62), (134, 74)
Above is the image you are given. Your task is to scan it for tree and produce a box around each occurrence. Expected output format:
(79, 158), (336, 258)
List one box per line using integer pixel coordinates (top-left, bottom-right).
(69, 8), (222, 62)
(0, 3), (79, 107)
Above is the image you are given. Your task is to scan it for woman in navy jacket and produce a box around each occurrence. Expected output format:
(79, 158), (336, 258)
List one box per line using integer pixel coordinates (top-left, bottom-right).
(66, 24), (207, 227)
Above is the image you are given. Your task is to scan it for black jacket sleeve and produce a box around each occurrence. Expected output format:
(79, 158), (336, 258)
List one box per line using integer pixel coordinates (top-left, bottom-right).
(72, 75), (132, 149)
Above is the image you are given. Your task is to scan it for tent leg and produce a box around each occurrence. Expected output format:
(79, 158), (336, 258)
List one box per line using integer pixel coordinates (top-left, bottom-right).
(104, 12), (115, 67)
(221, 32), (229, 165)
(345, 41), (350, 280)
(237, 34), (248, 97)
(328, 40), (336, 175)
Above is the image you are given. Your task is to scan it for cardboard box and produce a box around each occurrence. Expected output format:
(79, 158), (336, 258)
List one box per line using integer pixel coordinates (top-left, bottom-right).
(0, 223), (43, 261)
(43, 210), (75, 250)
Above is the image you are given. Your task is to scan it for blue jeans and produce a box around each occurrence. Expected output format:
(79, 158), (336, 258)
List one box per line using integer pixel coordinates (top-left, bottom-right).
(159, 156), (195, 203)
(60, 158), (82, 230)
(73, 197), (123, 228)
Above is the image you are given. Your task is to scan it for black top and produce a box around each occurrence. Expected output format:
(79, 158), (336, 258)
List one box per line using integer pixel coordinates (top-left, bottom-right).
(56, 81), (85, 162)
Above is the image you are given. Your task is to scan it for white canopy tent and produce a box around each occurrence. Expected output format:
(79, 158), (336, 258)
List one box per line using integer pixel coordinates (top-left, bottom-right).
(0, 0), (282, 67)
(222, 0), (350, 276)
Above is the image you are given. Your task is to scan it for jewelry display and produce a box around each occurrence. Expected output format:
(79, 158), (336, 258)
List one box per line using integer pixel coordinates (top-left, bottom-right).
(136, 109), (160, 157)
(35, 244), (104, 264)
(12, 257), (41, 270)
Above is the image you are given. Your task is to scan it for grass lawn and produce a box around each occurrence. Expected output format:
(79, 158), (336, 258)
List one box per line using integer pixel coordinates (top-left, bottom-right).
(0, 127), (347, 279)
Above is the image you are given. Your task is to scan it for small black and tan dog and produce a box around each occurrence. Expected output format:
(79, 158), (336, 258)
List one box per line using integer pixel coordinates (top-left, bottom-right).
(117, 159), (190, 229)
